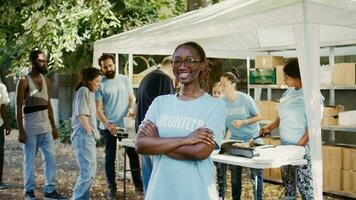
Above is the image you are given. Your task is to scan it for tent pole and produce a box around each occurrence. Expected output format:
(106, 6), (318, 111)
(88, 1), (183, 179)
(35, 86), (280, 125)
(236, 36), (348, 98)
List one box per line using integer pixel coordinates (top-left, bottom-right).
(328, 47), (336, 143)
(115, 53), (119, 74)
(293, 21), (323, 200)
(247, 56), (250, 96)
(128, 54), (133, 83)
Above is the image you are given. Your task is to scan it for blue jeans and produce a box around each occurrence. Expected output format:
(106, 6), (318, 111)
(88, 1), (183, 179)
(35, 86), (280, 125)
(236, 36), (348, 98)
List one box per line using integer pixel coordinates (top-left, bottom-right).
(141, 155), (153, 193)
(23, 132), (56, 193)
(71, 128), (97, 200)
(231, 166), (263, 200)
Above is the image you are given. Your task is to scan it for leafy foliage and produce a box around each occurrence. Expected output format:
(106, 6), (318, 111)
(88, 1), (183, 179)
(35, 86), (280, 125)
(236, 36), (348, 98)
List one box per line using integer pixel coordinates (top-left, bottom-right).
(0, 0), (120, 74)
(57, 119), (72, 144)
(0, 0), (185, 75)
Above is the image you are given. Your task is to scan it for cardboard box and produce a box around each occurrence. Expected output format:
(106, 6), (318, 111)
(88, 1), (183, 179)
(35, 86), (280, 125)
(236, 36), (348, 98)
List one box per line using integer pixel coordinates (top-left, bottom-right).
(342, 147), (352, 170)
(249, 68), (276, 84)
(255, 56), (284, 68)
(352, 149), (356, 171)
(342, 170), (353, 192)
(323, 168), (329, 189)
(329, 169), (342, 192)
(332, 63), (356, 85)
(269, 101), (279, 120)
(257, 101), (269, 120)
(328, 146), (342, 170)
(322, 145), (329, 167)
(353, 171), (356, 193)
(271, 168), (281, 181)
(276, 65), (285, 85)
(263, 169), (271, 178)
(339, 110), (356, 126)
(270, 138), (280, 146)
(263, 137), (271, 145)
(322, 116), (338, 126)
(256, 101), (279, 121)
(323, 105), (345, 117)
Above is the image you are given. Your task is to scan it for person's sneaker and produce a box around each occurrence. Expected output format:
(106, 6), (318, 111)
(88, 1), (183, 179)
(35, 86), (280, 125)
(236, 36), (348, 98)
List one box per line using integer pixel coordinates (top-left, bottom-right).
(107, 188), (116, 199)
(0, 182), (7, 189)
(24, 190), (37, 200)
(44, 190), (67, 200)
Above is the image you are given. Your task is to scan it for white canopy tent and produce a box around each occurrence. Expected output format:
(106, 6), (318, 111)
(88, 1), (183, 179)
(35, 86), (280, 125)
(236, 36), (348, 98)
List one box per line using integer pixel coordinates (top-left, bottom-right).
(94, 0), (356, 199)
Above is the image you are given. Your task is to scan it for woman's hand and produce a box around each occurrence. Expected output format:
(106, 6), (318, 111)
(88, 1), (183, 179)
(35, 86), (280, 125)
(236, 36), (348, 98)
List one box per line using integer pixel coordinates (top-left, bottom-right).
(138, 120), (159, 138)
(232, 120), (245, 128)
(184, 128), (215, 146)
(259, 127), (271, 137)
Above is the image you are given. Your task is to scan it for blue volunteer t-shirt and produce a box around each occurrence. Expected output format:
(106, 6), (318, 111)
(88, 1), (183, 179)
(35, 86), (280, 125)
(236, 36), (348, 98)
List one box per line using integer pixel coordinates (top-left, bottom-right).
(144, 93), (226, 200)
(278, 87), (326, 145)
(278, 88), (307, 145)
(223, 92), (261, 143)
(95, 74), (133, 128)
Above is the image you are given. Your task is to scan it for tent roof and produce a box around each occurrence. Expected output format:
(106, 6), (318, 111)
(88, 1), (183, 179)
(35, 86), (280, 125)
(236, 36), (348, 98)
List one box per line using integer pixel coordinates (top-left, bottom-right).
(94, 0), (356, 63)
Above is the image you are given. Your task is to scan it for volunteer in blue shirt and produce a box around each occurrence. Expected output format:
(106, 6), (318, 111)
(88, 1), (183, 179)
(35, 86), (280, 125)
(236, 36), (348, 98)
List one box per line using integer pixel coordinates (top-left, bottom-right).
(135, 42), (226, 200)
(96, 53), (142, 198)
(71, 67), (101, 200)
(260, 58), (323, 200)
(220, 70), (263, 200)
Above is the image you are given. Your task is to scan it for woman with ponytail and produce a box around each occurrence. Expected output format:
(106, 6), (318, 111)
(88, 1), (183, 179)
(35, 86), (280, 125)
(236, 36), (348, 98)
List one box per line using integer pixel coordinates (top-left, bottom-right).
(135, 42), (226, 200)
(220, 69), (263, 200)
(71, 67), (101, 200)
(259, 58), (324, 199)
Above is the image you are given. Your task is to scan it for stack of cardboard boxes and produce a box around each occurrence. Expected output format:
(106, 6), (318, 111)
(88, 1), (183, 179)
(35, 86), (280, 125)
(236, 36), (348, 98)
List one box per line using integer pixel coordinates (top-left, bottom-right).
(257, 101), (279, 121)
(250, 56), (284, 84)
(323, 145), (356, 196)
(322, 105), (344, 126)
(332, 63), (356, 85)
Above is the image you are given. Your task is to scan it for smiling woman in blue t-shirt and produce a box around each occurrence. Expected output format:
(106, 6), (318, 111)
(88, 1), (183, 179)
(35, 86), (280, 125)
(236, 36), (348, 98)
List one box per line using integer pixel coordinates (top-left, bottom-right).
(135, 42), (226, 200)
(220, 70), (263, 200)
(259, 58), (323, 200)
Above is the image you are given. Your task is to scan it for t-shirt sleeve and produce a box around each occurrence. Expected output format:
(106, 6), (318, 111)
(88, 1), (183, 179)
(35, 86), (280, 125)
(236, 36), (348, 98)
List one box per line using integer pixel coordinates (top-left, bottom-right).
(144, 96), (160, 124)
(95, 85), (103, 101)
(74, 88), (91, 117)
(124, 76), (134, 94)
(0, 84), (10, 105)
(247, 95), (259, 116)
(205, 100), (227, 149)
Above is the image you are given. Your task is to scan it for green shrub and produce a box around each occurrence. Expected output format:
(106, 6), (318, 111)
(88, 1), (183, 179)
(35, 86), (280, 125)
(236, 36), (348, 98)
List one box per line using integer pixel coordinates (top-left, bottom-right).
(58, 119), (104, 147)
(58, 119), (72, 144)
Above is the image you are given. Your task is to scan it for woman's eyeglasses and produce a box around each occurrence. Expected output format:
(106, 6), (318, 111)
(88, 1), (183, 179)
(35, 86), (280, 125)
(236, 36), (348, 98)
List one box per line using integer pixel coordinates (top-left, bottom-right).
(171, 57), (201, 68)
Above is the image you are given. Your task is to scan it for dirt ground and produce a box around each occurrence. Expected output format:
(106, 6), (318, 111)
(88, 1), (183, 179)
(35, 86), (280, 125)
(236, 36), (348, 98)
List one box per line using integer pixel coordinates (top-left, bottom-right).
(0, 130), (344, 200)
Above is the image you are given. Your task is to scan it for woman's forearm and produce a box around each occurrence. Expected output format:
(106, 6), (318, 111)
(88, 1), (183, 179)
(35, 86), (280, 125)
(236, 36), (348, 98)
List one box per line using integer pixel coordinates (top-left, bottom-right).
(267, 117), (280, 130)
(297, 131), (309, 146)
(135, 136), (188, 155)
(78, 115), (92, 134)
(245, 114), (261, 125)
(166, 143), (215, 160)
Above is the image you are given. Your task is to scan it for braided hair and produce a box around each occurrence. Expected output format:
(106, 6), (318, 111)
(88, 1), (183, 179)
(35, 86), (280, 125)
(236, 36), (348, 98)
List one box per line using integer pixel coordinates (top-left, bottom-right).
(173, 42), (210, 92)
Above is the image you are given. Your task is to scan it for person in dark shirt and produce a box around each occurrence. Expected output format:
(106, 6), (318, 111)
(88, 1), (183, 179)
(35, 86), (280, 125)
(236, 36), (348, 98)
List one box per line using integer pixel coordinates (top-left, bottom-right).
(135, 56), (174, 194)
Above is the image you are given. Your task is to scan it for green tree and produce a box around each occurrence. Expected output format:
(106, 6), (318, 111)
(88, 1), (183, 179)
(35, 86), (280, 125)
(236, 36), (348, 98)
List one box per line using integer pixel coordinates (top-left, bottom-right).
(0, 0), (119, 75)
(0, 0), (185, 74)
